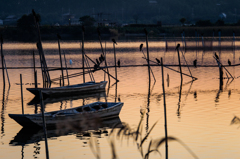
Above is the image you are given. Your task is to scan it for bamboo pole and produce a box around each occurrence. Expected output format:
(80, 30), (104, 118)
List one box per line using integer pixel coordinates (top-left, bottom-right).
(34, 71), (38, 88)
(33, 51), (36, 74)
(39, 90), (49, 159)
(112, 39), (117, 82)
(20, 74), (24, 114)
(161, 58), (168, 159)
(1, 35), (5, 87)
(144, 28), (151, 84)
(176, 44), (183, 81)
(3, 58), (10, 87)
(62, 51), (70, 85)
(82, 26), (85, 83)
(57, 34), (64, 86)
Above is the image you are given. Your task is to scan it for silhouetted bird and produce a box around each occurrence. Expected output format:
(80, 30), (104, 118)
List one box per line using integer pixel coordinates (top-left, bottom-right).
(140, 44), (143, 51)
(176, 43), (180, 50)
(228, 59), (231, 66)
(101, 54), (105, 61)
(194, 91), (197, 99)
(96, 59), (100, 65)
(214, 52), (219, 59)
(112, 39), (117, 45)
(156, 58), (160, 64)
(118, 95), (121, 102)
(193, 59), (197, 67)
(99, 56), (102, 63)
(117, 59), (120, 67)
(94, 64), (98, 71)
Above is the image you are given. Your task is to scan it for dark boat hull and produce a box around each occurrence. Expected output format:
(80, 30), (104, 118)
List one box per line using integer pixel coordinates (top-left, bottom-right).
(9, 102), (123, 128)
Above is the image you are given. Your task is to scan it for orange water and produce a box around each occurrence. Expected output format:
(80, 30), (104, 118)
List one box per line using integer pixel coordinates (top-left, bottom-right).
(1, 41), (240, 159)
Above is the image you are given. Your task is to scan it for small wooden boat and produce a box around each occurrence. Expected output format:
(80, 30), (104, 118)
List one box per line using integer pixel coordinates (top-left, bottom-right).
(27, 81), (107, 97)
(27, 91), (106, 105)
(9, 101), (123, 128)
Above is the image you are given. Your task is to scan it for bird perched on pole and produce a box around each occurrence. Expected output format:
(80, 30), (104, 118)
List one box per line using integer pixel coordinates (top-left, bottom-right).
(214, 52), (219, 59)
(117, 59), (120, 68)
(112, 39), (117, 45)
(156, 58), (160, 65)
(228, 59), (231, 66)
(99, 56), (102, 63)
(140, 44), (143, 51)
(176, 43), (180, 50)
(96, 59), (100, 65)
(100, 54), (105, 61)
(193, 59), (197, 67)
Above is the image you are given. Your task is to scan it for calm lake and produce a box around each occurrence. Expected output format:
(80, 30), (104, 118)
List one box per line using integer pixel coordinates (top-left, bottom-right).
(1, 40), (240, 159)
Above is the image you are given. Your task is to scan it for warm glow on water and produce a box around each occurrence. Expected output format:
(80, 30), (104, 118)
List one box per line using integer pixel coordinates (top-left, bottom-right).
(1, 41), (240, 158)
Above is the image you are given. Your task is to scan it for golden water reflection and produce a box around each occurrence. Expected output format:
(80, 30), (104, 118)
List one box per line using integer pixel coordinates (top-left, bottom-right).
(1, 41), (240, 158)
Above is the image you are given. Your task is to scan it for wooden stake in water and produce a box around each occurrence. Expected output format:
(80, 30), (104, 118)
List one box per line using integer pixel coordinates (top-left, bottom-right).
(3, 58), (10, 87)
(176, 44), (183, 81)
(34, 71), (38, 88)
(144, 28), (151, 84)
(57, 34), (64, 86)
(63, 51), (70, 85)
(33, 51), (36, 73)
(20, 74), (24, 114)
(39, 90), (49, 159)
(233, 31), (235, 51)
(161, 58), (168, 159)
(1, 35), (5, 87)
(112, 39), (117, 82)
(82, 26), (85, 83)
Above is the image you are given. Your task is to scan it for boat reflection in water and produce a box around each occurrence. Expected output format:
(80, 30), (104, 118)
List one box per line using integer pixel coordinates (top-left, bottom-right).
(9, 116), (122, 146)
